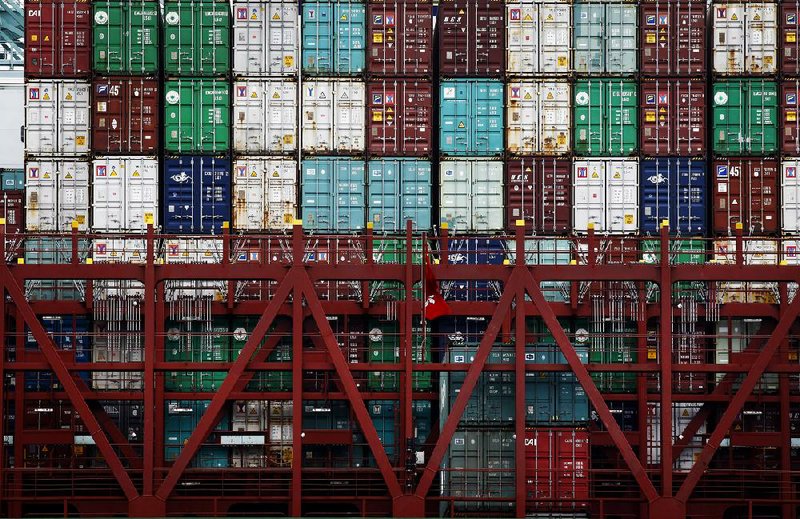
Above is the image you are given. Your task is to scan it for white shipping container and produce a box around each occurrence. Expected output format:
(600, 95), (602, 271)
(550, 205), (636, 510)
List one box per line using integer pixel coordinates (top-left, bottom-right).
(782, 159), (800, 233)
(25, 80), (90, 156)
(506, 2), (571, 75)
(646, 403), (707, 472)
(713, 239), (778, 304)
(92, 323), (143, 391)
(573, 159), (639, 233)
(302, 80), (365, 154)
(713, 3), (777, 74)
(0, 77), (24, 169)
(232, 400), (268, 431)
(93, 239), (148, 264)
(233, 1), (298, 76)
(233, 158), (297, 230)
(440, 160), (504, 232)
(91, 157), (159, 232)
(233, 80), (297, 154)
(715, 319), (779, 391)
(507, 80), (570, 154)
(164, 238), (225, 300)
(25, 160), (89, 231)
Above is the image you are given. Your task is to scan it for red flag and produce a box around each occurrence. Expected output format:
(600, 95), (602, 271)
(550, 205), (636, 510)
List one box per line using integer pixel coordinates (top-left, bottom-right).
(424, 256), (451, 320)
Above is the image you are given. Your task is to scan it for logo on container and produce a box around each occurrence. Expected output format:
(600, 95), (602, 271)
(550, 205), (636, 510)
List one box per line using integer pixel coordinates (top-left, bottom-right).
(237, 166), (247, 177)
(648, 173), (666, 184)
(789, 13), (797, 25)
(658, 93), (668, 104)
(646, 15), (656, 25)
(171, 172), (191, 183)
(645, 94), (655, 104)
(788, 94), (797, 106)
(237, 86), (247, 97)
(716, 8), (726, 19)
(510, 9), (520, 21)
(577, 167), (588, 178)
(373, 14), (383, 25)
(96, 166), (107, 177)
(165, 91), (180, 104)
(717, 166), (728, 178)
(575, 92), (589, 105)
(659, 15), (668, 25)
(714, 92), (729, 105)
(29, 88), (39, 100)
(788, 167), (797, 178)
(165, 11), (179, 24)
(236, 7), (247, 19)
(28, 167), (38, 178)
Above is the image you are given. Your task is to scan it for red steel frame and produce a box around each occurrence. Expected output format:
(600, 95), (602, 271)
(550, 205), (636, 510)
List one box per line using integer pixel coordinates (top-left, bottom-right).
(1, 220), (799, 519)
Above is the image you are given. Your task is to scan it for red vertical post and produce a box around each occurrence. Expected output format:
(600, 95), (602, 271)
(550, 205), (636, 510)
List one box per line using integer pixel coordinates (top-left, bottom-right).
(0, 217), (5, 511)
(291, 219), (303, 517)
(401, 219), (413, 483)
(363, 223), (373, 311)
(513, 220), (526, 518)
(70, 220), (79, 265)
(587, 223), (597, 267)
(11, 309), (24, 517)
(440, 223), (450, 265)
(142, 222), (157, 498)
(154, 282), (166, 473)
(659, 221), (673, 497)
(735, 222), (744, 267)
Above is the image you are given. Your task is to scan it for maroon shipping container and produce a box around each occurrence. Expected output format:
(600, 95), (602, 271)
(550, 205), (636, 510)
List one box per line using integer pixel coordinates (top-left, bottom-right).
(782, 3), (800, 74)
(25, 0), (91, 77)
(713, 159), (778, 235)
(640, 79), (706, 156)
(438, 0), (504, 76)
(781, 80), (800, 154)
(92, 77), (159, 154)
(525, 429), (590, 511)
(506, 158), (570, 234)
(367, 79), (432, 156)
(367, 1), (433, 76)
(640, 1), (706, 76)
(578, 237), (639, 265)
(1, 191), (24, 238)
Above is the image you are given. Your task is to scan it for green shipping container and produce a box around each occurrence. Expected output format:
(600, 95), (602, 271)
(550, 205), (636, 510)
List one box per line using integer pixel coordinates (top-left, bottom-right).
(589, 319), (637, 393)
(370, 239), (425, 302)
(713, 79), (778, 155)
(164, 79), (230, 153)
(163, 0), (231, 76)
(641, 239), (706, 302)
(93, 1), (159, 74)
(574, 79), (638, 156)
(231, 317), (292, 392)
(367, 319), (431, 391)
(165, 318), (229, 392)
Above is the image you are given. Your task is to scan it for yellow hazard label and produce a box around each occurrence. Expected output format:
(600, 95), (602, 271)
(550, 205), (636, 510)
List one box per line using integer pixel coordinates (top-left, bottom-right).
(76, 136), (85, 145)
(753, 13), (761, 21)
(251, 12), (257, 20)
(110, 171), (118, 177)
(523, 14), (532, 21)
(372, 110), (383, 122)
(272, 12), (280, 20)
(31, 34), (38, 42)
(132, 170), (140, 177)
(660, 35), (666, 42)
(43, 93), (50, 100)
(284, 55), (294, 67)
(373, 33), (383, 43)
(75, 215), (85, 224)
(458, 9), (464, 15)
(790, 351), (798, 361)
(546, 92), (554, 100)
(557, 134), (566, 145)
(557, 56), (567, 67)
(646, 34), (656, 44)
(283, 135), (293, 144)
(458, 121), (465, 129)
(272, 91), (280, 99)
(524, 92), (532, 100)
(731, 13), (738, 21)
(765, 56), (773, 64)
(647, 350), (657, 360)
(340, 14), (347, 21)
(251, 91), (258, 98)
(66, 93), (73, 100)
(64, 173), (73, 179)
(625, 214), (633, 224)
(613, 172), (621, 179)
(789, 32), (797, 43)
(591, 172), (599, 179)
(788, 110), (797, 122)
(646, 111), (656, 122)
(546, 14), (553, 21)
(249, 170), (257, 177)
(272, 170), (280, 177)
(682, 409), (689, 417)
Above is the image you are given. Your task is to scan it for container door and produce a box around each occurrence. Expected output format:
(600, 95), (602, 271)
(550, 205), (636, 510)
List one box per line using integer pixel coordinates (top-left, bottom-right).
(782, 4), (800, 74)
(677, 159), (707, 236)
(640, 81), (671, 156)
(232, 159), (265, 230)
(573, 3), (604, 73)
(25, 0), (56, 76)
(745, 2), (777, 74)
(163, 1), (197, 74)
(333, 81), (365, 153)
(506, 3), (538, 74)
(265, 159), (296, 230)
(91, 158), (125, 231)
(471, 161), (503, 232)
(676, 1), (706, 75)
(302, 81), (333, 152)
(400, 160), (431, 232)
(440, 81), (470, 155)
(199, 80), (230, 153)
(640, 4), (671, 75)
(539, 159), (571, 234)
(747, 80), (778, 154)
(400, 81), (433, 156)
(606, 80), (637, 156)
(93, 2), (124, 73)
(606, 4), (637, 73)
(199, 158), (231, 234)
(57, 80), (89, 155)
(368, 159), (399, 232)
(233, 80), (267, 152)
(539, 81), (570, 154)
(302, 2), (332, 73)
(61, 2), (92, 76)
(507, 81), (538, 154)
(126, 157), (158, 231)
(574, 80), (604, 155)
(539, 4), (570, 74)
(367, 2), (431, 76)
(573, 160), (605, 232)
(25, 81), (57, 154)
(128, 1), (159, 73)
(302, 159), (332, 231)
(57, 160), (89, 231)
(506, 159), (535, 231)
(782, 81), (800, 155)
(236, 1), (297, 76)
(782, 160), (800, 233)
(334, 3), (365, 74)
(640, 159), (673, 235)
(747, 160), (778, 234)
(606, 160), (638, 233)
(164, 80), (197, 153)
(164, 158), (197, 233)
(198, 1), (230, 74)
(713, 4), (745, 74)
(676, 80), (705, 156)
(440, 161), (470, 231)
(333, 160), (365, 232)
(713, 160), (746, 234)
(25, 161), (57, 231)
(713, 80), (745, 155)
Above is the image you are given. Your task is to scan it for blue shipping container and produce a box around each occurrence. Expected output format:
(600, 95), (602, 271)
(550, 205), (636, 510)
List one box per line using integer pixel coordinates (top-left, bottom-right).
(640, 158), (707, 235)
(164, 400), (230, 468)
(25, 316), (90, 391)
(446, 239), (506, 301)
(163, 157), (231, 234)
(302, 2), (365, 75)
(368, 159), (432, 232)
(302, 158), (366, 232)
(440, 80), (504, 156)
(302, 400), (351, 429)
(368, 400), (397, 462)
(525, 345), (589, 424)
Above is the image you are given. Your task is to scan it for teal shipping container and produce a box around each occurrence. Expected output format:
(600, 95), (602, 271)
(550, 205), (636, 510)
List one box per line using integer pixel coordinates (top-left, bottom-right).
(23, 238), (90, 301)
(302, 2), (365, 75)
(505, 239), (572, 303)
(574, 79), (638, 156)
(301, 158), (366, 232)
(302, 400), (351, 430)
(446, 429), (515, 513)
(1, 169), (24, 190)
(367, 159), (432, 233)
(574, 2), (638, 74)
(164, 400), (230, 468)
(163, 0), (231, 76)
(440, 80), (504, 156)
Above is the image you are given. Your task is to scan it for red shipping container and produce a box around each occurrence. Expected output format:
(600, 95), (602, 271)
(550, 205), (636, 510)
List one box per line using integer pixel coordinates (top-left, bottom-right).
(640, 1), (706, 76)
(25, 0), (91, 77)
(438, 0), (504, 76)
(781, 80), (800, 155)
(92, 77), (159, 154)
(578, 237), (639, 265)
(367, 79), (432, 156)
(640, 79), (706, 156)
(525, 429), (590, 512)
(506, 158), (570, 234)
(713, 159), (779, 235)
(781, 3), (800, 74)
(367, 1), (433, 76)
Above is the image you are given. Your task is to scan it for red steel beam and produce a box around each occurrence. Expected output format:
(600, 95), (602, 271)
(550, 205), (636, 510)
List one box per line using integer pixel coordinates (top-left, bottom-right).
(414, 271), (518, 499)
(1, 267), (140, 501)
(514, 222), (526, 518)
(659, 223), (673, 496)
(300, 273), (404, 499)
(675, 287), (800, 502)
(522, 271), (659, 502)
(291, 283), (303, 517)
(143, 224), (156, 496)
(155, 275), (293, 500)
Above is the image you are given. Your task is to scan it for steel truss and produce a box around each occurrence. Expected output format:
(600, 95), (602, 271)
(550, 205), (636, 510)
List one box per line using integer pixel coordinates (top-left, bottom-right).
(1, 221), (799, 519)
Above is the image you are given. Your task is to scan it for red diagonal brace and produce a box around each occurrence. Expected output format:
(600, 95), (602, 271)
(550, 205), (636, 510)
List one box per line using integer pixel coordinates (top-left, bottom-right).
(155, 275), (293, 500)
(300, 273), (403, 499)
(1, 266), (140, 501)
(415, 271), (518, 499)
(676, 288), (800, 502)
(523, 271), (659, 502)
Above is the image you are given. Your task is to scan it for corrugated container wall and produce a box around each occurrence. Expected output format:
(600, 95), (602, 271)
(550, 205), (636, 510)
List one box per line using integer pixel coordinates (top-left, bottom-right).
(573, 158), (639, 234)
(232, 1), (298, 77)
(367, 1), (433, 77)
(505, 2), (571, 76)
(25, 80), (90, 156)
(440, 80), (504, 156)
(25, 0), (91, 77)
(440, 159), (504, 232)
(163, 156), (232, 234)
(524, 429), (590, 512)
(367, 158), (432, 232)
(164, 79), (230, 154)
(438, 0), (504, 77)
(92, 157), (159, 232)
(367, 79), (433, 157)
(163, 0), (231, 77)
(713, 79), (777, 155)
(640, 158), (707, 235)
(574, 79), (638, 156)
(640, 79), (706, 156)
(302, 80), (365, 154)
(233, 79), (297, 155)
(92, 0), (159, 75)
(506, 157), (571, 234)
(781, 79), (800, 155)
(232, 158), (297, 231)
(507, 80), (570, 156)
(713, 2), (777, 75)
(712, 159), (778, 235)
(781, 1), (800, 74)
(24, 159), (89, 231)
(302, 2), (365, 75)
(573, 2), (638, 75)
(92, 77), (159, 154)
(301, 158), (366, 233)
(640, 1), (707, 76)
